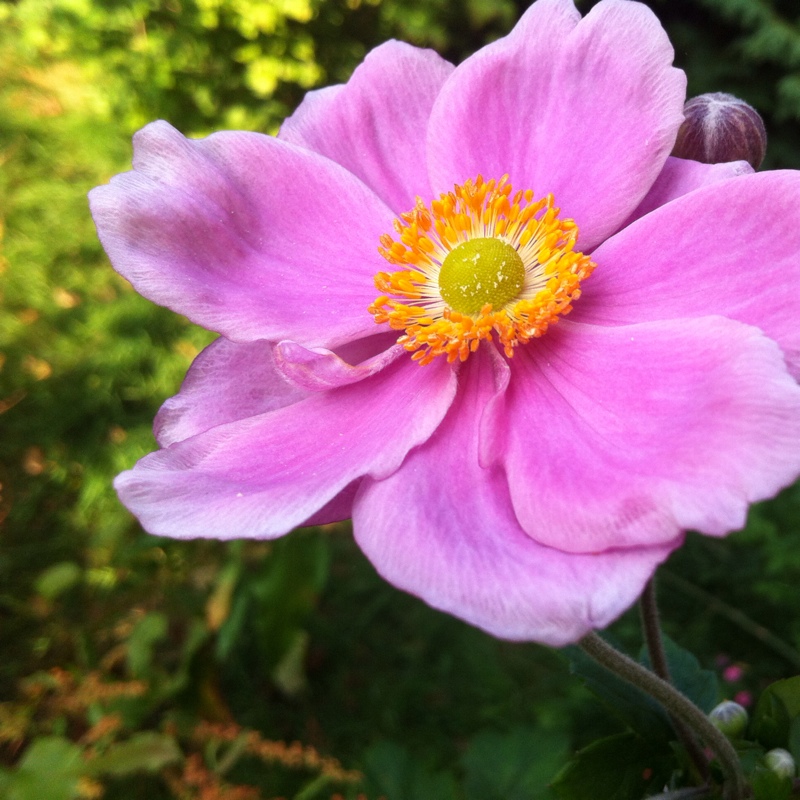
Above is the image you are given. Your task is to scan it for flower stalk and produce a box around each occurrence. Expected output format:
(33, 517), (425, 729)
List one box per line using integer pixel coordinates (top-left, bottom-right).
(640, 580), (710, 781)
(579, 632), (748, 800)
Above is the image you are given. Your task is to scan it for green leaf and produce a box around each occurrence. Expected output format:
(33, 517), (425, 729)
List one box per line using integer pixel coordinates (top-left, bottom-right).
(126, 612), (169, 677)
(750, 764), (792, 800)
(87, 732), (182, 777)
(752, 676), (800, 749)
(34, 562), (82, 600)
(735, 740), (767, 775)
(5, 737), (83, 800)
(216, 588), (249, 662)
(563, 645), (673, 742)
(550, 733), (670, 800)
(271, 629), (309, 696)
(158, 618), (211, 699)
(216, 532), (330, 676)
(641, 635), (719, 713)
(766, 676), (800, 718)
(462, 725), (568, 800)
(362, 741), (458, 800)
(788, 715), (800, 764)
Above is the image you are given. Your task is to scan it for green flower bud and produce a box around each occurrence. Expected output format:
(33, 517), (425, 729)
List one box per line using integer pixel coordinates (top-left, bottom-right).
(765, 748), (796, 780)
(672, 92), (767, 169)
(708, 700), (748, 738)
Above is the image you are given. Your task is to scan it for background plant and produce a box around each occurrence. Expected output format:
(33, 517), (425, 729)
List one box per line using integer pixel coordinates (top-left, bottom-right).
(2, 0), (800, 797)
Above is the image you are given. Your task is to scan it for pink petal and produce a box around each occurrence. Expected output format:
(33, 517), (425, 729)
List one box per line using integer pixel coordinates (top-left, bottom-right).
(303, 481), (360, 527)
(155, 337), (308, 448)
(354, 347), (680, 644)
(89, 121), (395, 348)
(574, 171), (800, 376)
(624, 156), (752, 224)
(280, 41), (453, 213)
(115, 356), (457, 540)
(426, 0), (686, 250)
(485, 318), (800, 554)
(275, 337), (404, 392)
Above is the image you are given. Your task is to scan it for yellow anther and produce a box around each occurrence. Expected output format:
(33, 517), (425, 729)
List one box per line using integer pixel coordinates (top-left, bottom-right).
(368, 175), (595, 365)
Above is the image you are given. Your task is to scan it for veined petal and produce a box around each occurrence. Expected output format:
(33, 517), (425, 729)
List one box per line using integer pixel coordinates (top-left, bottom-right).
(427, 0), (686, 250)
(354, 347), (679, 644)
(624, 156), (753, 225)
(115, 356), (457, 540)
(89, 121), (395, 349)
(275, 337), (403, 392)
(280, 41), (453, 213)
(575, 171), (800, 377)
(155, 337), (308, 448)
(485, 318), (800, 554)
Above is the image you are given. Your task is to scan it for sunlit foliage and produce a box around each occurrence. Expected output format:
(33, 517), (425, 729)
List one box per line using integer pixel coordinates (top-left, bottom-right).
(2, 0), (800, 797)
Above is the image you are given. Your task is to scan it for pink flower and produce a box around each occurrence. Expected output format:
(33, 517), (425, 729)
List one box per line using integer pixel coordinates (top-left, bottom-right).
(723, 664), (745, 683)
(734, 691), (754, 709)
(89, 0), (800, 646)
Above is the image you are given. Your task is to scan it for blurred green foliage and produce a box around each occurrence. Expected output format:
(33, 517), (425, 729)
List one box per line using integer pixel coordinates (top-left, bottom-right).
(2, 0), (800, 797)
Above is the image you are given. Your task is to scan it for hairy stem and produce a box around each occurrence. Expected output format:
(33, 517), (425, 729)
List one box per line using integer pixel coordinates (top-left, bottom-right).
(640, 579), (710, 781)
(640, 579), (671, 678)
(579, 632), (748, 800)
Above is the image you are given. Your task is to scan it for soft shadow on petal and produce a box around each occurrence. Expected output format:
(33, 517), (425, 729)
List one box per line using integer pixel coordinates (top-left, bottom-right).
(89, 120), (395, 349)
(280, 41), (453, 213)
(275, 337), (404, 392)
(115, 356), (457, 540)
(155, 337), (309, 448)
(574, 171), (800, 377)
(623, 156), (752, 225)
(427, 0), (686, 250)
(303, 480), (361, 527)
(485, 318), (800, 554)
(354, 346), (680, 645)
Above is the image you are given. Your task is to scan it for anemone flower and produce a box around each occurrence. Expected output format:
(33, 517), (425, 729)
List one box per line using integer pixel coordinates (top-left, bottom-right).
(89, 0), (800, 646)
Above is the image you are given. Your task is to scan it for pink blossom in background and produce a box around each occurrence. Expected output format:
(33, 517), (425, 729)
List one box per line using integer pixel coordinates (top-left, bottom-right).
(734, 691), (754, 708)
(723, 664), (745, 683)
(89, 0), (800, 646)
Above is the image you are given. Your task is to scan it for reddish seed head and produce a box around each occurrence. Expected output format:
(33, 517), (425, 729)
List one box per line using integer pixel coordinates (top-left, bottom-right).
(673, 92), (767, 169)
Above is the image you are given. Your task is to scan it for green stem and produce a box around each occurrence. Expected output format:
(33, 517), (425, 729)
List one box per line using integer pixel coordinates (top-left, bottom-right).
(640, 579), (710, 781)
(579, 632), (748, 800)
(640, 580), (671, 678)
(213, 733), (250, 776)
(293, 773), (333, 800)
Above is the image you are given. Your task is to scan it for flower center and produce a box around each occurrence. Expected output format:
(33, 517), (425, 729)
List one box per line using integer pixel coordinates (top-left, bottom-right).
(368, 175), (595, 365)
(438, 238), (526, 317)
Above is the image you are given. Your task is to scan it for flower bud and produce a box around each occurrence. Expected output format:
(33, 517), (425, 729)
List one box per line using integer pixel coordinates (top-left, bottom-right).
(708, 700), (749, 738)
(672, 92), (767, 169)
(765, 748), (796, 780)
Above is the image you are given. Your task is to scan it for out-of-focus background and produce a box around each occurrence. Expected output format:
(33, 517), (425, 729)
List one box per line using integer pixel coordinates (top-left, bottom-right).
(2, 0), (800, 798)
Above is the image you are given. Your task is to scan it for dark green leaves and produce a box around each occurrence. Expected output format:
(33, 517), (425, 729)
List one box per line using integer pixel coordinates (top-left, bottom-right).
(461, 726), (569, 800)
(752, 676), (800, 749)
(0, 738), (83, 800)
(563, 645), (673, 742)
(550, 733), (671, 800)
(556, 636), (722, 799)
(361, 726), (568, 800)
(86, 732), (182, 777)
(643, 636), (719, 714)
(362, 742), (459, 800)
